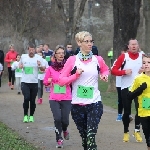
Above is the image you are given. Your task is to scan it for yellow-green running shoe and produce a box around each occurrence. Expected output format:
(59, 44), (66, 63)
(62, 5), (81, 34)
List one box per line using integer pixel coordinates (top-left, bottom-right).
(23, 115), (29, 123)
(29, 116), (34, 122)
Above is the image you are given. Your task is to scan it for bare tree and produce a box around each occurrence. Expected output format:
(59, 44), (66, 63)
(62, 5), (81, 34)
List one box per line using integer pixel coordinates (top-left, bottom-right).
(108, 0), (141, 91)
(143, 0), (150, 53)
(55, 0), (87, 45)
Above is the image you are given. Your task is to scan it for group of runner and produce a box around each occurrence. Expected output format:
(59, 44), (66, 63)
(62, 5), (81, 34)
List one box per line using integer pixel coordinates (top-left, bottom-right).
(0, 31), (150, 150)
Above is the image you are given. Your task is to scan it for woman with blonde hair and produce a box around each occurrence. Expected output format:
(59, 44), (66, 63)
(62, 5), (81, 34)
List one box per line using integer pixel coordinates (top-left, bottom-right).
(43, 45), (71, 148)
(59, 31), (109, 150)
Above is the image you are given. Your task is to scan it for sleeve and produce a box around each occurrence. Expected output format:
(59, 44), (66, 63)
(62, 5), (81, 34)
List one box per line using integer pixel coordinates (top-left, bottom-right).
(39, 57), (45, 67)
(11, 62), (17, 70)
(111, 54), (126, 76)
(128, 77), (147, 101)
(96, 49), (98, 56)
(96, 56), (109, 75)
(45, 60), (49, 68)
(58, 56), (80, 86)
(4, 53), (11, 62)
(43, 67), (51, 86)
(0, 50), (4, 70)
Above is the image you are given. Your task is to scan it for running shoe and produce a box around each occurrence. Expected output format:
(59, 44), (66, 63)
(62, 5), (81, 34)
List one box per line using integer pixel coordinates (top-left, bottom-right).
(129, 115), (134, 122)
(29, 116), (34, 122)
(132, 131), (142, 142)
(63, 130), (69, 140)
(11, 85), (14, 90)
(23, 115), (29, 123)
(123, 133), (130, 142)
(56, 139), (63, 148)
(116, 114), (122, 121)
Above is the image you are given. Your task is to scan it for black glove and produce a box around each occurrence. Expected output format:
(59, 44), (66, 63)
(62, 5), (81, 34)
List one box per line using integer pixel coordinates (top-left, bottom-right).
(128, 82), (147, 101)
(140, 82), (147, 90)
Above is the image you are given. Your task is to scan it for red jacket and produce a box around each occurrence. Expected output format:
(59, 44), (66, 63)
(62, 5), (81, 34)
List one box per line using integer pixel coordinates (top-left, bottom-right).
(4, 50), (18, 67)
(111, 51), (139, 76)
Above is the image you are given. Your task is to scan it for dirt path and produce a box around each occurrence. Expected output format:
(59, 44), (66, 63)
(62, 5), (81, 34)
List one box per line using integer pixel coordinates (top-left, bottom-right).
(0, 84), (146, 150)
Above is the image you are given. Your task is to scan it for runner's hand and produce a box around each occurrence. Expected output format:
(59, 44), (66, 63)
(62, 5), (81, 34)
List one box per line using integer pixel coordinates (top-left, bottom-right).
(138, 67), (144, 74)
(125, 69), (132, 75)
(48, 78), (52, 83)
(37, 60), (41, 66)
(100, 75), (108, 82)
(76, 68), (84, 75)
(19, 63), (23, 69)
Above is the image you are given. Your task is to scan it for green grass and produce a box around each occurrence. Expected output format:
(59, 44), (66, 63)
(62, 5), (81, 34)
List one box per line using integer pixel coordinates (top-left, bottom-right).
(0, 122), (39, 150)
(99, 80), (136, 114)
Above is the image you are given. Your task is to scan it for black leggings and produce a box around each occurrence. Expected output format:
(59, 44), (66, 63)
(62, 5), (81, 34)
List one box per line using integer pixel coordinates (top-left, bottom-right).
(8, 67), (15, 85)
(21, 82), (38, 116)
(121, 88), (140, 133)
(140, 117), (150, 147)
(71, 101), (103, 150)
(116, 87), (123, 114)
(49, 100), (71, 141)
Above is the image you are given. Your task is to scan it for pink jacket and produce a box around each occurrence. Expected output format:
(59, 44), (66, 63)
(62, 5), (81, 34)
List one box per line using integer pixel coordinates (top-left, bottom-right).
(58, 55), (109, 86)
(43, 66), (72, 101)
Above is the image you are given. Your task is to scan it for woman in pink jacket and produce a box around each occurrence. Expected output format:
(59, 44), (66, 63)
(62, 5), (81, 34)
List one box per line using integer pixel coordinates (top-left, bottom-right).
(43, 45), (71, 149)
(58, 31), (109, 150)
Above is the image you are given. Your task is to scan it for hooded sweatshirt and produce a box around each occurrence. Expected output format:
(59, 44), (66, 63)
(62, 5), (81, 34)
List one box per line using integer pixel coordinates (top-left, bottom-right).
(5, 50), (18, 67)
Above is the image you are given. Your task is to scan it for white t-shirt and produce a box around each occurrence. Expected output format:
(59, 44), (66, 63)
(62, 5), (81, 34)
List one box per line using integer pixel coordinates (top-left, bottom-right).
(0, 63), (3, 71)
(121, 53), (142, 89)
(72, 55), (101, 104)
(38, 58), (49, 80)
(116, 76), (121, 87)
(20, 54), (44, 83)
(11, 61), (22, 77)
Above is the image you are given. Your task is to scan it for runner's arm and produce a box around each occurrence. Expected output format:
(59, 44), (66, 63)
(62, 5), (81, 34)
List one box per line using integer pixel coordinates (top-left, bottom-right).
(128, 79), (147, 101)
(43, 67), (51, 86)
(59, 56), (80, 86)
(111, 54), (126, 76)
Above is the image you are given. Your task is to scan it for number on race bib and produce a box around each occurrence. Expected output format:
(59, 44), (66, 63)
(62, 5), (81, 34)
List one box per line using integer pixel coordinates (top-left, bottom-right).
(77, 85), (94, 99)
(54, 84), (66, 94)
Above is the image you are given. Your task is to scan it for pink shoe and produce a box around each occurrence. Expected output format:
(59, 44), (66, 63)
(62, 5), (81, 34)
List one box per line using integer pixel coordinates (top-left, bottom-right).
(37, 99), (41, 104)
(40, 98), (43, 104)
(56, 139), (63, 148)
(63, 130), (69, 140)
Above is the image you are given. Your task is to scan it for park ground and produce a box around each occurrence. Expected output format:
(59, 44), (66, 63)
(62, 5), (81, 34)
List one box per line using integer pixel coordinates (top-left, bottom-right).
(0, 82), (147, 150)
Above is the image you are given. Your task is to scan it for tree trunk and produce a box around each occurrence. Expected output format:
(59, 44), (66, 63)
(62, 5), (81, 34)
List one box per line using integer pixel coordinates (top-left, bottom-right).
(56, 0), (87, 45)
(65, 0), (74, 45)
(107, 0), (141, 92)
(143, 0), (150, 53)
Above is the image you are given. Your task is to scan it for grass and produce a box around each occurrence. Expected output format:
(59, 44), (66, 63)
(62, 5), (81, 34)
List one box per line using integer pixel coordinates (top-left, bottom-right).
(0, 122), (39, 150)
(99, 79), (136, 114)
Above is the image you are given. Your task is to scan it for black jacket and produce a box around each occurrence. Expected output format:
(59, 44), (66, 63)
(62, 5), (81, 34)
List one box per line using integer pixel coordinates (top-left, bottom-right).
(0, 50), (4, 70)
(64, 50), (74, 60)
(75, 46), (98, 56)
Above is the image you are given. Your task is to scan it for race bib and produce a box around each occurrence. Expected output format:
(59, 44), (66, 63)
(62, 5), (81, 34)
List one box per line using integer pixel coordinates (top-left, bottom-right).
(15, 68), (22, 73)
(142, 97), (150, 110)
(24, 67), (33, 74)
(77, 85), (94, 99)
(45, 56), (51, 62)
(54, 84), (66, 94)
